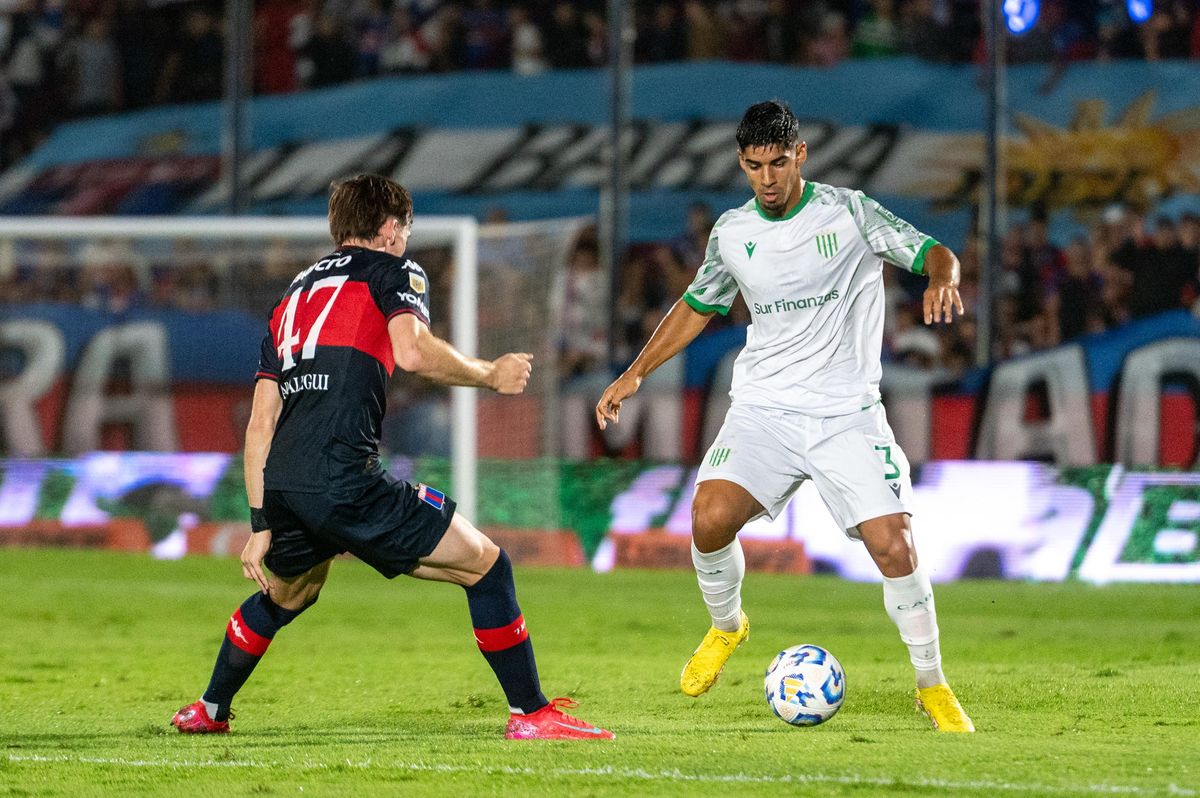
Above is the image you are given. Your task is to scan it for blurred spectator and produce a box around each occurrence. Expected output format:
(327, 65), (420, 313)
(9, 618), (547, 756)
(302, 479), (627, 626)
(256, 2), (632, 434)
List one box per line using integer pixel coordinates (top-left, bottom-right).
(113, 0), (163, 109)
(381, 8), (432, 72)
(583, 11), (607, 67)
(78, 240), (143, 315)
(637, 2), (686, 63)
(672, 201), (714, 268)
(1042, 236), (1104, 344)
(853, 0), (901, 58)
(352, 0), (390, 76)
(543, 1), (588, 69)
(683, 0), (723, 60)
(156, 8), (223, 104)
(556, 230), (608, 381)
(60, 16), (122, 116)
(302, 14), (357, 86)
(804, 10), (851, 66)
(462, 0), (509, 70)
(255, 0), (304, 94)
(509, 5), (545, 74)
(1143, 0), (1193, 60)
(1110, 214), (1195, 318)
(422, 2), (466, 71)
(901, 0), (952, 61)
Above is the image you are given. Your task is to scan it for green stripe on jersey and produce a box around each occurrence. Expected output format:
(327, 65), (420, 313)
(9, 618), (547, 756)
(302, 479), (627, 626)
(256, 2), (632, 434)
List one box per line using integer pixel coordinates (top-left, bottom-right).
(682, 291), (731, 316)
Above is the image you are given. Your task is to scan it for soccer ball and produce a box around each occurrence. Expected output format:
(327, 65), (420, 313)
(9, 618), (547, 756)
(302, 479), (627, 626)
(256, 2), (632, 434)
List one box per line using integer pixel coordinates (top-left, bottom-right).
(763, 644), (846, 726)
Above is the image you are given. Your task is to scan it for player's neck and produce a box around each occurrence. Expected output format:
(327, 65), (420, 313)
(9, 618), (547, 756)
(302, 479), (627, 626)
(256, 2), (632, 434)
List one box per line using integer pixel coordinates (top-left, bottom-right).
(759, 179), (806, 220)
(340, 237), (385, 251)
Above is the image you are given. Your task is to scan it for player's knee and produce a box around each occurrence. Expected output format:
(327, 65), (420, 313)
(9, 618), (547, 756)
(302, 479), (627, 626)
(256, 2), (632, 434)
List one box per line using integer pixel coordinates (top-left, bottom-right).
(691, 498), (741, 553)
(269, 575), (325, 612)
(862, 517), (916, 575)
(476, 536), (500, 574)
(456, 526), (500, 584)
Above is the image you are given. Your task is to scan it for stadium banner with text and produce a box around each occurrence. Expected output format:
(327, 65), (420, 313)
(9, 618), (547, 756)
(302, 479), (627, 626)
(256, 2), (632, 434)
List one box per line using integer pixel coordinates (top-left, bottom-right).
(0, 454), (1197, 584)
(2, 306), (1199, 464)
(4, 61), (1200, 243)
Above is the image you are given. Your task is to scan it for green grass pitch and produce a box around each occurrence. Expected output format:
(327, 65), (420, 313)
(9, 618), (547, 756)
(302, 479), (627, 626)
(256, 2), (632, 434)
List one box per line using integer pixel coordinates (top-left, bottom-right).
(2, 548), (1198, 797)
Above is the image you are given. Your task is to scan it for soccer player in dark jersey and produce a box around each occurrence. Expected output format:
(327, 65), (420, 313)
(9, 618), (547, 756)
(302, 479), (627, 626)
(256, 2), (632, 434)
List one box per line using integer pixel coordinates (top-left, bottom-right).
(171, 174), (612, 740)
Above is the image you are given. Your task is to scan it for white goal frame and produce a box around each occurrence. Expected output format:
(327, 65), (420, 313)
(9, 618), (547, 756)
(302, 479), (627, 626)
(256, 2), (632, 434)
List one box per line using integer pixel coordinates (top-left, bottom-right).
(0, 215), (480, 520)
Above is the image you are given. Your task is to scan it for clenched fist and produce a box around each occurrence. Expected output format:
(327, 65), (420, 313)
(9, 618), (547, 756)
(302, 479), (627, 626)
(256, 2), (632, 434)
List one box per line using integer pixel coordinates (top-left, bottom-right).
(490, 352), (533, 394)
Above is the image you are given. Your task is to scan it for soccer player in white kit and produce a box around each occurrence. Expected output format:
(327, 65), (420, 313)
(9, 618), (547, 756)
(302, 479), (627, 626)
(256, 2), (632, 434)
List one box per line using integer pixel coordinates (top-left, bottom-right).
(596, 101), (974, 732)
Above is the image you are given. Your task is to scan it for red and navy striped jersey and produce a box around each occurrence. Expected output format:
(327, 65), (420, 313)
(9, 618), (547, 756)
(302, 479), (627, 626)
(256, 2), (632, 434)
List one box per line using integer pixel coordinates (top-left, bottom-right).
(256, 246), (430, 492)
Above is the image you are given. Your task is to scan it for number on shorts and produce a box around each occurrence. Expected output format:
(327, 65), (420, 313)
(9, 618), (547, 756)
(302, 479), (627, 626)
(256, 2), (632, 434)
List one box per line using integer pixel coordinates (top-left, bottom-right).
(874, 445), (901, 480)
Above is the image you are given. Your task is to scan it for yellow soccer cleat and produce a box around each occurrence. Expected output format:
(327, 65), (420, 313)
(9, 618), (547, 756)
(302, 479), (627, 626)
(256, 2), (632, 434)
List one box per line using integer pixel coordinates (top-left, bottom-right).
(680, 611), (750, 697)
(915, 684), (975, 732)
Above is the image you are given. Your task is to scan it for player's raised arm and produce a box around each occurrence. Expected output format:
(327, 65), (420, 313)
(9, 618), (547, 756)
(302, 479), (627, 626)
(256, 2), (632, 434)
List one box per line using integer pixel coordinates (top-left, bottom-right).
(595, 298), (713, 430)
(388, 313), (532, 394)
(921, 245), (965, 325)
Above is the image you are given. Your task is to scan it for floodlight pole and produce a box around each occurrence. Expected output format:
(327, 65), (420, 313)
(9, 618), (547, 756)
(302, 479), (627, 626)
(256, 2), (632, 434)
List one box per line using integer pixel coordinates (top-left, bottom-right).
(222, 0), (252, 215)
(605, 0), (634, 362)
(978, 0), (1007, 367)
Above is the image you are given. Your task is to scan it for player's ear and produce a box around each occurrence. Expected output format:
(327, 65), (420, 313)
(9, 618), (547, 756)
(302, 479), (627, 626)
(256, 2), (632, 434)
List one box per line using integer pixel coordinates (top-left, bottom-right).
(795, 142), (807, 165)
(380, 216), (397, 246)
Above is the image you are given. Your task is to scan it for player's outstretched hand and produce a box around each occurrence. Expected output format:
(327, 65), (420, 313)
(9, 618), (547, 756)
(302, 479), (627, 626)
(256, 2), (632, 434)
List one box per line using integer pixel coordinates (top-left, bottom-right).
(491, 352), (533, 394)
(596, 372), (642, 430)
(924, 280), (965, 325)
(241, 530), (272, 594)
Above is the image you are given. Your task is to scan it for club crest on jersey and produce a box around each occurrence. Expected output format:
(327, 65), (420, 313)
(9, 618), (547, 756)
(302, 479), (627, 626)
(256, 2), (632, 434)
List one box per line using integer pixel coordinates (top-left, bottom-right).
(417, 483), (446, 510)
(709, 446), (731, 467)
(408, 272), (426, 293)
(815, 231), (839, 258)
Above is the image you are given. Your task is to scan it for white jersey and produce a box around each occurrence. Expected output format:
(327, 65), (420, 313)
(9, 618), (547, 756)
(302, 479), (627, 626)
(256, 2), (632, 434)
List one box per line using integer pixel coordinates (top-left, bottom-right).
(684, 181), (936, 417)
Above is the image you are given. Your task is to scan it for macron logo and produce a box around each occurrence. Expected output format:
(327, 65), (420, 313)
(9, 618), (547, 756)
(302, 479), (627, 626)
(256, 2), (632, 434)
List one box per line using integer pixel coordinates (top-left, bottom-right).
(230, 617), (250, 645)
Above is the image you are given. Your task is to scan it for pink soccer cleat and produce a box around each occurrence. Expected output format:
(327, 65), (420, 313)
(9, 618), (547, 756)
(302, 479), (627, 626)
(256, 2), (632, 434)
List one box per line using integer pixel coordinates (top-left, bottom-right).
(171, 701), (230, 734)
(504, 697), (614, 740)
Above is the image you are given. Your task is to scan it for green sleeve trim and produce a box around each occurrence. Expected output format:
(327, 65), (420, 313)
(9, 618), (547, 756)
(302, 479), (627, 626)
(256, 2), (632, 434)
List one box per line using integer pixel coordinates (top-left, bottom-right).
(682, 291), (730, 316)
(911, 238), (939, 275)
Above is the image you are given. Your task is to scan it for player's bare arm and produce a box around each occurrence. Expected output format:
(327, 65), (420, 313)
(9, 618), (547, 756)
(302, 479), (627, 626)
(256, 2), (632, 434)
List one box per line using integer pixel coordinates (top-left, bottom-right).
(242, 379), (282, 594)
(388, 313), (532, 394)
(922, 244), (966, 325)
(596, 298), (712, 429)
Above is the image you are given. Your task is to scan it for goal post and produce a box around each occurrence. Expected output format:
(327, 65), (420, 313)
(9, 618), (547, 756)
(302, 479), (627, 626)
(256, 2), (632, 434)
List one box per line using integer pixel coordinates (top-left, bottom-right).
(0, 215), (481, 520)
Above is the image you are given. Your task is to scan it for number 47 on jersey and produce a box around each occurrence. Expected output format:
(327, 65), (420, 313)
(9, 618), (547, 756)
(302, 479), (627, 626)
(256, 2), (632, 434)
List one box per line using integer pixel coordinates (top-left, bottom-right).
(275, 276), (349, 371)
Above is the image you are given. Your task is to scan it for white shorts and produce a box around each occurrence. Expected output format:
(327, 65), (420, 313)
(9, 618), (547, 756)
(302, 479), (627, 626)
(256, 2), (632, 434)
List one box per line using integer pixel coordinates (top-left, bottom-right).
(696, 401), (913, 539)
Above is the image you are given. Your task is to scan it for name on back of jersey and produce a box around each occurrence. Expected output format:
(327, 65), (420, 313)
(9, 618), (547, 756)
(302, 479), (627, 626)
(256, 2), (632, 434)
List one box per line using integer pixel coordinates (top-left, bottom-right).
(280, 372), (330, 397)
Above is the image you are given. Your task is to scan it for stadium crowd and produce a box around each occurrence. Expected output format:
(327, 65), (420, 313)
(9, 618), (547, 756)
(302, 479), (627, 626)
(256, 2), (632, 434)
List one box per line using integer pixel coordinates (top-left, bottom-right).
(2, 0), (1199, 165)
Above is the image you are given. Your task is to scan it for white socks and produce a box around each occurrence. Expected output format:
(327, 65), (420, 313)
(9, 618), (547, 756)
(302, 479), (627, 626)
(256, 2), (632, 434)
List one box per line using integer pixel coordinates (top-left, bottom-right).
(691, 539), (746, 632)
(882, 566), (946, 689)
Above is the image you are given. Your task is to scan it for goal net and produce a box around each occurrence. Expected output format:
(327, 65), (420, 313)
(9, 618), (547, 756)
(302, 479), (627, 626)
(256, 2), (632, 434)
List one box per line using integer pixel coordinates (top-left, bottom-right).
(0, 215), (590, 521)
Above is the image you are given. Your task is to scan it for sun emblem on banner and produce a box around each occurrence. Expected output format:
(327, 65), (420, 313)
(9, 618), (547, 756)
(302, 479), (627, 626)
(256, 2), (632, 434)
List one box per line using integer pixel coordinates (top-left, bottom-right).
(914, 91), (1200, 215)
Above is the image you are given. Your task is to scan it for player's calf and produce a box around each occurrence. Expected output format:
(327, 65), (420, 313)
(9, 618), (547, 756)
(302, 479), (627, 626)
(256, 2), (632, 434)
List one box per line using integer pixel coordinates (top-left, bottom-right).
(172, 591), (313, 732)
(463, 548), (549, 716)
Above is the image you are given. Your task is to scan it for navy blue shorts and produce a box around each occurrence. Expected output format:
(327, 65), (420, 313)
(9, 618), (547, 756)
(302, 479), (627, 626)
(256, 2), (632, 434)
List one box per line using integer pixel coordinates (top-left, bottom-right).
(262, 474), (455, 579)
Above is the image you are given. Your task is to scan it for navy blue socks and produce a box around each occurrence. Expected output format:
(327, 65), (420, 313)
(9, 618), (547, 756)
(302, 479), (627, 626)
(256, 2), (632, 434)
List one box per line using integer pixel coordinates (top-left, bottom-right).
(464, 550), (548, 715)
(201, 593), (308, 721)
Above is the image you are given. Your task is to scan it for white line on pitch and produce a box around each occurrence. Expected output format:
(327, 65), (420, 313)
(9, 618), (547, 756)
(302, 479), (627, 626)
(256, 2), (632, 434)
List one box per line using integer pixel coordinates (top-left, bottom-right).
(6, 753), (1195, 796)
